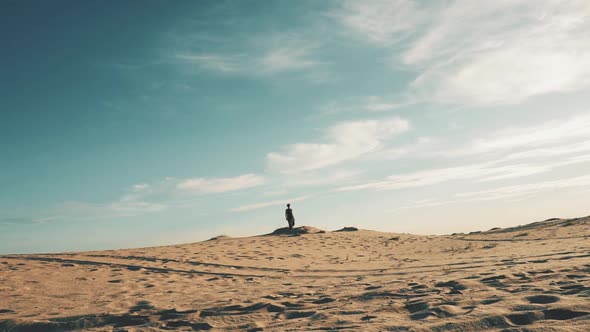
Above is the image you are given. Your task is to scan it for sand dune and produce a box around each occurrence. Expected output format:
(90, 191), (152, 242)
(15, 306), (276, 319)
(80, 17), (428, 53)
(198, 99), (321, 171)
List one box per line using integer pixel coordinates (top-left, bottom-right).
(1, 216), (589, 331)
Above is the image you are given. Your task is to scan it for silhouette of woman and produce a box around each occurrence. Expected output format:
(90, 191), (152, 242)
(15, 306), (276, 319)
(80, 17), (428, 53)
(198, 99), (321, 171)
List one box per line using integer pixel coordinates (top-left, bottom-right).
(285, 203), (295, 230)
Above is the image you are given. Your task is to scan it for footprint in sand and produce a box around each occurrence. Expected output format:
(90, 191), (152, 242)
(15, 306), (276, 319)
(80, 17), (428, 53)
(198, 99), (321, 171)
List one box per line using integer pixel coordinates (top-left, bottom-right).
(312, 297), (336, 304)
(405, 300), (429, 313)
(506, 312), (540, 325)
(543, 308), (590, 320)
(128, 300), (154, 312)
(365, 285), (382, 290)
(164, 321), (214, 330)
(285, 311), (316, 319)
(505, 308), (590, 326)
(525, 295), (560, 304)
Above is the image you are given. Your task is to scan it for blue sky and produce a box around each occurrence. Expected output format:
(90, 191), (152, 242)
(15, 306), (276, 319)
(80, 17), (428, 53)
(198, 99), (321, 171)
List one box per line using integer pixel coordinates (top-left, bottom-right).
(2, 0), (590, 253)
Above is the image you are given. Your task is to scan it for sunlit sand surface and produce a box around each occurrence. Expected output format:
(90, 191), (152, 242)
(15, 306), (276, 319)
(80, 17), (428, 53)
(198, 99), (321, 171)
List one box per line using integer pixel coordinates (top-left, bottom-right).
(1, 217), (589, 331)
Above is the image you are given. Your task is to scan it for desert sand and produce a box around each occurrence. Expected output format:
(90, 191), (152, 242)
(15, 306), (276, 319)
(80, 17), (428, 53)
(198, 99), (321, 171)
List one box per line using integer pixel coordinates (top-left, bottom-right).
(1, 216), (589, 331)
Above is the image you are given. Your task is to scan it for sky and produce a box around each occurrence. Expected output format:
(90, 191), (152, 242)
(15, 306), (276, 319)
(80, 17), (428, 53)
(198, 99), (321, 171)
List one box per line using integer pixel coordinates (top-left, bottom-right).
(2, 0), (590, 254)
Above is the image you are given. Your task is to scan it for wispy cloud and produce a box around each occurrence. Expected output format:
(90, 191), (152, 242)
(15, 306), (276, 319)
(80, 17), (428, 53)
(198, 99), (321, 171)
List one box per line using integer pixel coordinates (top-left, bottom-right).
(338, 149), (590, 193)
(0, 217), (56, 226)
(174, 37), (321, 76)
(334, 0), (428, 45)
(363, 95), (414, 111)
(267, 117), (410, 173)
(43, 173), (266, 221)
(108, 200), (167, 215)
(375, 136), (433, 161)
(259, 42), (320, 73)
(455, 174), (590, 201)
(340, 112), (590, 196)
(337, 161), (551, 192)
(442, 112), (590, 157)
(392, 173), (590, 211)
(231, 195), (311, 212)
(177, 174), (266, 193)
(175, 54), (247, 73)
(336, 1), (590, 105)
(321, 94), (418, 114)
(53, 182), (173, 220)
(411, 1), (590, 105)
(505, 140), (590, 161)
(284, 169), (363, 187)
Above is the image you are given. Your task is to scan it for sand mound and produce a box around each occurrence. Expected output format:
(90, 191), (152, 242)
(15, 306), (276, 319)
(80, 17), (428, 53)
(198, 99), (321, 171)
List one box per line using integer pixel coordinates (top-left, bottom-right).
(266, 226), (324, 236)
(207, 235), (231, 241)
(334, 227), (359, 232)
(481, 216), (589, 235)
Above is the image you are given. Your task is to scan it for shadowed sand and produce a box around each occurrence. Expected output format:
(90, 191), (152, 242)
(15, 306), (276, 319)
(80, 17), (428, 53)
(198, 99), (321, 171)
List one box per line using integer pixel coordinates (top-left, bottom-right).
(1, 217), (589, 331)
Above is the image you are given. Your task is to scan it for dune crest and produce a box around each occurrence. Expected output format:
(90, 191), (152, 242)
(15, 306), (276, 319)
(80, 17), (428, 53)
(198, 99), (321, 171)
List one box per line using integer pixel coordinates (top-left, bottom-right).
(207, 235), (231, 241)
(335, 226), (359, 232)
(266, 225), (325, 236)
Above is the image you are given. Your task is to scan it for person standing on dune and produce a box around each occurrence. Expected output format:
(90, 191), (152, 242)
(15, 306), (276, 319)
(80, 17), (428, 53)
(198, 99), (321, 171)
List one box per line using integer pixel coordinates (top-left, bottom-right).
(285, 203), (295, 230)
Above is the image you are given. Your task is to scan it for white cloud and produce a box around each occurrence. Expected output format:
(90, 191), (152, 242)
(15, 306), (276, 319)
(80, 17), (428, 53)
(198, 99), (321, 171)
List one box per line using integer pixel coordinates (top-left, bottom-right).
(175, 37), (320, 75)
(505, 140), (590, 161)
(267, 117), (410, 173)
(336, 0), (590, 105)
(376, 136), (433, 160)
(339, 147), (590, 192)
(231, 195), (310, 212)
(410, 1), (590, 105)
(474, 113), (590, 153)
(337, 161), (550, 192)
(335, 0), (427, 45)
(55, 183), (170, 219)
(132, 183), (150, 191)
(47, 173), (266, 220)
(364, 95), (412, 111)
(455, 174), (590, 201)
(108, 200), (167, 214)
(31, 216), (61, 223)
(260, 42), (319, 73)
(441, 112), (590, 157)
(283, 169), (363, 187)
(0, 217), (46, 225)
(392, 173), (590, 210)
(176, 174), (265, 193)
(340, 112), (590, 195)
(175, 54), (246, 73)
(322, 95), (418, 114)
